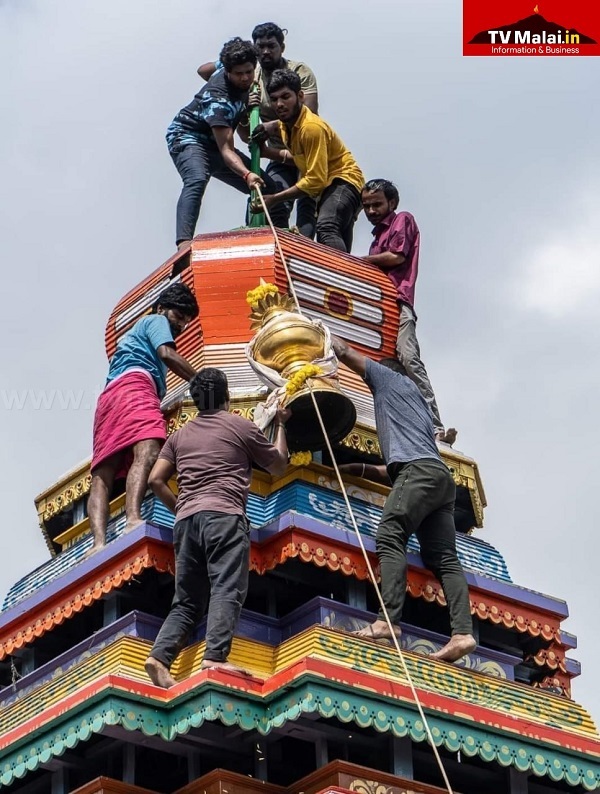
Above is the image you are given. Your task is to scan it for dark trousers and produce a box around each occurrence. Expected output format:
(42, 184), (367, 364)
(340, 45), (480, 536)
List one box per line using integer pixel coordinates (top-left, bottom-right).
(316, 178), (362, 253)
(170, 142), (285, 244)
(265, 161), (317, 239)
(150, 511), (250, 665)
(377, 459), (473, 636)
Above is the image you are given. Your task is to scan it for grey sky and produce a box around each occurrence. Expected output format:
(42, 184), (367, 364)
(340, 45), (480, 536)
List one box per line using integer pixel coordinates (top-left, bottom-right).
(1, 0), (598, 726)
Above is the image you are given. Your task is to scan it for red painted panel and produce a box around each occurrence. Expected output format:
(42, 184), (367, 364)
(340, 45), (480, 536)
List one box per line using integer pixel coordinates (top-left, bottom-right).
(103, 229), (401, 403)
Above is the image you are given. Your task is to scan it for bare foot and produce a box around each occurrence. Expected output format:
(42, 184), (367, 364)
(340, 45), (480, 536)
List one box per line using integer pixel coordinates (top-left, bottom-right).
(430, 634), (476, 663)
(200, 659), (250, 675)
(124, 518), (144, 534)
(145, 657), (178, 688)
(352, 619), (402, 641)
(83, 541), (105, 560)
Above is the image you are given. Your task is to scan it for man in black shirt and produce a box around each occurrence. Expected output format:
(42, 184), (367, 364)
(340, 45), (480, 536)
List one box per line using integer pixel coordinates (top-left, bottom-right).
(198, 23), (319, 238)
(167, 38), (280, 248)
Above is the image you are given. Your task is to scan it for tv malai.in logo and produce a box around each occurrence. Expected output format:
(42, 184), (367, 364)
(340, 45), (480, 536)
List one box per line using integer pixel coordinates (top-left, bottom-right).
(463, 1), (600, 56)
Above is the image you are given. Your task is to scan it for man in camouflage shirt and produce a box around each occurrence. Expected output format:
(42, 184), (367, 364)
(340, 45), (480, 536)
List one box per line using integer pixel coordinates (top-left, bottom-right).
(198, 22), (319, 238)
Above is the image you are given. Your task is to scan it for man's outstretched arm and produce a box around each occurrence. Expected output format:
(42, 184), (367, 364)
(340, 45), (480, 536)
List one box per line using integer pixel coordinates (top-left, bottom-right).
(338, 462), (390, 484)
(263, 406), (292, 477)
(331, 335), (368, 378)
(148, 459), (177, 513)
(157, 344), (196, 381)
(212, 126), (265, 189)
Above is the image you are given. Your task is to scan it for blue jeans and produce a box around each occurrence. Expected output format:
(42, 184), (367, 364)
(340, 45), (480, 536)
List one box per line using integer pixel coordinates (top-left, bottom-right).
(170, 141), (284, 244)
(265, 161), (317, 239)
(316, 179), (362, 253)
(150, 511), (250, 664)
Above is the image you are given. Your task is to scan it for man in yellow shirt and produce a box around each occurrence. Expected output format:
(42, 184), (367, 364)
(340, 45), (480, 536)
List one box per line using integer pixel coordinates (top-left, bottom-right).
(258, 69), (364, 253)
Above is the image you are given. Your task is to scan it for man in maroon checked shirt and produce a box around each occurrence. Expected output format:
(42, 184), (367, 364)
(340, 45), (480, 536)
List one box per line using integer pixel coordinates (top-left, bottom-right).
(361, 179), (456, 445)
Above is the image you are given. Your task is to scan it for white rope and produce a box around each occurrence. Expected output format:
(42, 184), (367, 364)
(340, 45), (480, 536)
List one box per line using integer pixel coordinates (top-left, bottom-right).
(254, 189), (302, 312)
(253, 186), (455, 794)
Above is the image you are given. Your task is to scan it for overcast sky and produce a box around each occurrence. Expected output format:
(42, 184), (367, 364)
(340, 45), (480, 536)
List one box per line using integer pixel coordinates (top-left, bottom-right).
(1, 0), (599, 727)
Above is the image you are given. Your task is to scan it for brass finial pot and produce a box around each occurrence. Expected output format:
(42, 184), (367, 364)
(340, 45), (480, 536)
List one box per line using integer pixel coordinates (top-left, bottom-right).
(252, 308), (356, 452)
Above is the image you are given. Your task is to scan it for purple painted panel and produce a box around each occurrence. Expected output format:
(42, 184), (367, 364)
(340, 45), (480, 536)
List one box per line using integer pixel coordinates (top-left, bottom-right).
(0, 610), (161, 705)
(0, 511), (569, 656)
(0, 523), (168, 630)
(565, 658), (582, 676)
(190, 597), (520, 680)
(256, 513), (569, 619)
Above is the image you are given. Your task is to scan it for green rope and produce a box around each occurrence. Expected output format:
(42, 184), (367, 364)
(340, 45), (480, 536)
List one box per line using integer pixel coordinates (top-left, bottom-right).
(247, 85), (266, 227)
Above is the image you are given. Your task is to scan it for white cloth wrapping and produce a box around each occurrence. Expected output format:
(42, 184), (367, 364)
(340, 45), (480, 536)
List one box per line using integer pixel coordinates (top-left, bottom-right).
(245, 313), (339, 432)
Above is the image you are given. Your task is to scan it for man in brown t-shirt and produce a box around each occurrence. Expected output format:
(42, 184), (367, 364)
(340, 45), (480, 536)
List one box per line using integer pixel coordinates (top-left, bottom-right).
(144, 367), (290, 688)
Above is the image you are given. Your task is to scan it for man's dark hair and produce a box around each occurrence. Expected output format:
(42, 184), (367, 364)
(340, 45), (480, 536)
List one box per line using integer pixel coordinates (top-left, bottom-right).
(363, 179), (400, 205)
(251, 22), (287, 45)
(190, 368), (229, 411)
(266, 68), (301, 96)
(153, 283), (199, 319)
(379, 357), (407, 375)
(220, 37), (258, 71)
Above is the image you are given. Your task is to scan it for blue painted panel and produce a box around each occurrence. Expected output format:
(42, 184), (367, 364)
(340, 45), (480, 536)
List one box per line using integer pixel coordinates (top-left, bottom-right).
(2, 498), (161, 611)
(247, 482), (513, 583)
(2, 482), (518, 615)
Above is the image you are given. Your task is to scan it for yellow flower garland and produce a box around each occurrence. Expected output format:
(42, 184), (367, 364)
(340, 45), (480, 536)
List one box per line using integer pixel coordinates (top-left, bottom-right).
(285, 363), (323, 395)
(290, 450), (312, 466)
(246, 283), (279, 306)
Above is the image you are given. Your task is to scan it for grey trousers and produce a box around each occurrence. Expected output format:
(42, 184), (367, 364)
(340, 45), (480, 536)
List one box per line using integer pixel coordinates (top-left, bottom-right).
(377, 459), (473, 636)
(150, 511), (250, 666)
(396, 303), (444, 434)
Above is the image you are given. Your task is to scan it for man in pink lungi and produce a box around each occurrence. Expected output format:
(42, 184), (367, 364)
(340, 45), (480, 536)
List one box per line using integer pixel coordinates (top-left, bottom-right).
(88, 283), (199, 555)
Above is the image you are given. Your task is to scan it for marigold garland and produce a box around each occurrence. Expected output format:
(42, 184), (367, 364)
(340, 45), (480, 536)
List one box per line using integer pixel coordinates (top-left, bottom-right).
(246, 283), (278, 306)
(285, 363), (323, 395)
(290, 450), (312, 466)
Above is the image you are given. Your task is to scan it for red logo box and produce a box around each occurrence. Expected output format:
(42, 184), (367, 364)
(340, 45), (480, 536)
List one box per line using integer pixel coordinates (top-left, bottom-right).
(463, 0), (600, 55)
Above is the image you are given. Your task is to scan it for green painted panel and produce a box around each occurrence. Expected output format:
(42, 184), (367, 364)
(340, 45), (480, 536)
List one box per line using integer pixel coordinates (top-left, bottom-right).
(0, 682), (598, 790)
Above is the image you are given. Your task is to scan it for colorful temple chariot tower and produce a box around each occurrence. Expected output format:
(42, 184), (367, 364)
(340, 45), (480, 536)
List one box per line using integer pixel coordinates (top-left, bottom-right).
(0, 229), (599, 794)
